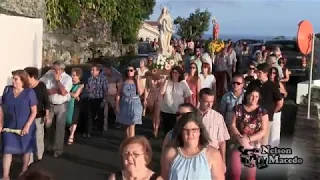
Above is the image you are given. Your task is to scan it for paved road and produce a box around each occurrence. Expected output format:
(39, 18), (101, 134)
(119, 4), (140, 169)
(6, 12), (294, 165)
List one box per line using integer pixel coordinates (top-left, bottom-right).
(7, 119), (163, 180)
(6, 77), (301, 180)
(5, 100), (296, 180)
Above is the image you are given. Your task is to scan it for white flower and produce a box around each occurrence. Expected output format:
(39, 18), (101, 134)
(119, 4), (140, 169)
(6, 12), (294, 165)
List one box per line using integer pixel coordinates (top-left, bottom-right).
(165, 63), (171, 70)
(161, 65), (164, 69)
(169, 60), (175, 66)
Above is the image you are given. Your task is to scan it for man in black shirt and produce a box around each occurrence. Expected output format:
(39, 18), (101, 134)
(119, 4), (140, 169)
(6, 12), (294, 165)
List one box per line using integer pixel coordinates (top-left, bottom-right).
(247, 63), (283, 145)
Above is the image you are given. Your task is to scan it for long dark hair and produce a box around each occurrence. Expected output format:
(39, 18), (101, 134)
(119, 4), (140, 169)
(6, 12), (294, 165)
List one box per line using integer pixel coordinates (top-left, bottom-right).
(170, 66), (184, 82)
(188, 62), (198, 82)
(124, 63), (137, 80)
(268, 67), (279, 84)
(123, 64), (139, 94)
(170, 113), (211, 148)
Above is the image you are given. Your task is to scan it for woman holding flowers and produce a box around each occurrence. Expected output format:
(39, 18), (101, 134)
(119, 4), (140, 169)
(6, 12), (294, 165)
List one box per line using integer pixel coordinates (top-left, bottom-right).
(1, 70), (38, 179)
(160, 66), (192, 136)
(144, 69), (163, 138)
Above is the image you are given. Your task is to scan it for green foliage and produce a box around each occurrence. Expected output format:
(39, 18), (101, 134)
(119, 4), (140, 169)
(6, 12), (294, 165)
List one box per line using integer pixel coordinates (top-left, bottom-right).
(174, 9), (211, 40)
(112, 0), (155, 44)
(273, 35), (286, 40)
(45, 0), (155, 44)
(46, 0), (118, 30)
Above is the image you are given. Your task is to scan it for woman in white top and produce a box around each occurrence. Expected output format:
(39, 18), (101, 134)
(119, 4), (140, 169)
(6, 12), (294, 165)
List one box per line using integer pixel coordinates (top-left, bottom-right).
(136, 58), (149, 115)
(199, 62), (216, 91)
(160, 66), (192, 137)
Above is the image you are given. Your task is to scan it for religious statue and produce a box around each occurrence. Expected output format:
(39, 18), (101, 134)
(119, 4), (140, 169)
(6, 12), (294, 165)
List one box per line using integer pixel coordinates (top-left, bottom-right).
(158, 6), (174, 56)
(212, 17), (220, 40)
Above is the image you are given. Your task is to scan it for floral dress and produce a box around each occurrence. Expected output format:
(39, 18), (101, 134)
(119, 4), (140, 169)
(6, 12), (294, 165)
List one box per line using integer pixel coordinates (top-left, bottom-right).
(233, 104), (268, 148)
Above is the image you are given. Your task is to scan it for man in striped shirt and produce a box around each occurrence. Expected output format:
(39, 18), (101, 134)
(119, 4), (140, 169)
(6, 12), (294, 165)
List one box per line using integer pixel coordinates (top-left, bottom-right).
(199, 88), (230, 164)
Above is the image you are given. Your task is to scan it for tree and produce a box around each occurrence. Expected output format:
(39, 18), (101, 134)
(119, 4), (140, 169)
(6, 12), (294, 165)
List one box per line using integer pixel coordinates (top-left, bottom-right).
(174, 9), (211, 40)
(273, 35), (286, 40)
(45, 0), (155, 44)
(112, 0), (155, 44)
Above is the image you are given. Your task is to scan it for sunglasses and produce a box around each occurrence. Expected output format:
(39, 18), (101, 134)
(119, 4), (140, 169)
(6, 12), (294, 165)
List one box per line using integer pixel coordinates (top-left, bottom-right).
(232, 82), (242, 85)
(127, 69), (134, 72)
(190, 66), (196, 69)
(249, 67), (255, 70)
(271, 71), (276, 74)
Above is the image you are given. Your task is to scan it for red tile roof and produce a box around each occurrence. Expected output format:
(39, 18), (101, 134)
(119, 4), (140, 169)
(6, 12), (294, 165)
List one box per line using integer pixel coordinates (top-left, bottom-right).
(145, 21), (158, 27)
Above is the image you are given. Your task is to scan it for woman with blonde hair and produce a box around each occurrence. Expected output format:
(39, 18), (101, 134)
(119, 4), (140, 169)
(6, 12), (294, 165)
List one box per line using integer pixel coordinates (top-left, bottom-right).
(108, 136), (162, 180)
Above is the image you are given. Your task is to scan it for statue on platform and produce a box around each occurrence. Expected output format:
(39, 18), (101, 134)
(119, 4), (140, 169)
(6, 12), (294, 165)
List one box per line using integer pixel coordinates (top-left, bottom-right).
(212, 17), (220, 40)
(158, 6), (174, 56)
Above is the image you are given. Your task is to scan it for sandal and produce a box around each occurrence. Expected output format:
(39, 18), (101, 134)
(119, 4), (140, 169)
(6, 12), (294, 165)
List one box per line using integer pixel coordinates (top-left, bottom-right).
(68, 137), (74, 145)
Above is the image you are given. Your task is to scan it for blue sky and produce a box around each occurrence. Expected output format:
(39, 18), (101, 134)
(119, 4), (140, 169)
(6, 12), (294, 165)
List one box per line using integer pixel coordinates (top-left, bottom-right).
(149, 0), (320, 36)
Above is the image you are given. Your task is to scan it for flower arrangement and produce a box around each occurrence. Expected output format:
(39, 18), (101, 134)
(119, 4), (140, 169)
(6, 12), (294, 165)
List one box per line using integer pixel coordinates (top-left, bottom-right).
(208, 39), (225, 54)
(152, 54), (175, 72)
(2, 128), (22, 135)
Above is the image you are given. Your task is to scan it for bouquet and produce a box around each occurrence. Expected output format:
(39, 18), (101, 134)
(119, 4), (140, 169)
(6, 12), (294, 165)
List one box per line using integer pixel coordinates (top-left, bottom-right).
(152, 54), (175, 72)
(208, 39), (225, 54)
(2, 128), (22, 135)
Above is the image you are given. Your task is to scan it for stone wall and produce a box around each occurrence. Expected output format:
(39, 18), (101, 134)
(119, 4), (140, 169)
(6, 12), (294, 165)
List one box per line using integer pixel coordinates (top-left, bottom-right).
(0, 0), (136, 67)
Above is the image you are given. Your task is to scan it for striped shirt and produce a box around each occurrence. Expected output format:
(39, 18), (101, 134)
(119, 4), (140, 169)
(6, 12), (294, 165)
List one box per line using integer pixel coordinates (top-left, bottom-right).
(202, 109), (230, 149)
(87, 75), (108, 99)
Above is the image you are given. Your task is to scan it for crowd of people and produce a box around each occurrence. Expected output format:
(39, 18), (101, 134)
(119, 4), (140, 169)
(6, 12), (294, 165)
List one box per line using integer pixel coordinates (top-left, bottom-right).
(0, 38), (292, 180)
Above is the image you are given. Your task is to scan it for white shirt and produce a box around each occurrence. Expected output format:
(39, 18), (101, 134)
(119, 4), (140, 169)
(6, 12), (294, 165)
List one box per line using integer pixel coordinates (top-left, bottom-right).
(161, 80), (192, 114)
(199, 74), (216, 89)
(40, 70), (73, 104)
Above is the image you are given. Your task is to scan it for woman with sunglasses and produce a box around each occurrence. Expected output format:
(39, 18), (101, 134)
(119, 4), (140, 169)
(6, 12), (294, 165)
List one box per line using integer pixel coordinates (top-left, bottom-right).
(278, 57), (290, 86)
(185, 62), (201, 107)
(243, 63), (257, 80)
(116, 64), (143, 138)
(160, 66), (192, 137)
(162, 103), (197, 149)
(268, 67), (287, 147)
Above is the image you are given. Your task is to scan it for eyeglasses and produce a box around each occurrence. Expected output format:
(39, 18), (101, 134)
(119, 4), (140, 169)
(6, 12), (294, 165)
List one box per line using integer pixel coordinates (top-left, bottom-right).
(122, 152), (144, 159)
(182, 128), (200, 134)
(127, 69), (134, 72)
(202, 66), (209, 69)
(232, 82), (243, 85)
(190, 67), (196, 69)
(249, 68), (255, 70)
(271, 71), (276, 74)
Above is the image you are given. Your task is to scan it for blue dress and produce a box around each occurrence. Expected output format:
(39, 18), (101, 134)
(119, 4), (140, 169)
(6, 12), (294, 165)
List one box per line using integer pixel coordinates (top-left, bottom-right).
(116, 82), (142, 125)
(1, 86), (38, 154)
(169, 147), (212, 180)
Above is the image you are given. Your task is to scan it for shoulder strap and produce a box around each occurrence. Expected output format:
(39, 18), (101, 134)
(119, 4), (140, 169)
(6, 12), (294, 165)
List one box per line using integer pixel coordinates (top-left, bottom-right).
(150, 173), (159, 180)
(115, 171), (122, 180)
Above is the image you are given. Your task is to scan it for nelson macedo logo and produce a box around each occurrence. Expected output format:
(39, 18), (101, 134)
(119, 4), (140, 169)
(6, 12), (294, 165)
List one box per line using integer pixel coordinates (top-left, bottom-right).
(238, 145), (303, 169)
